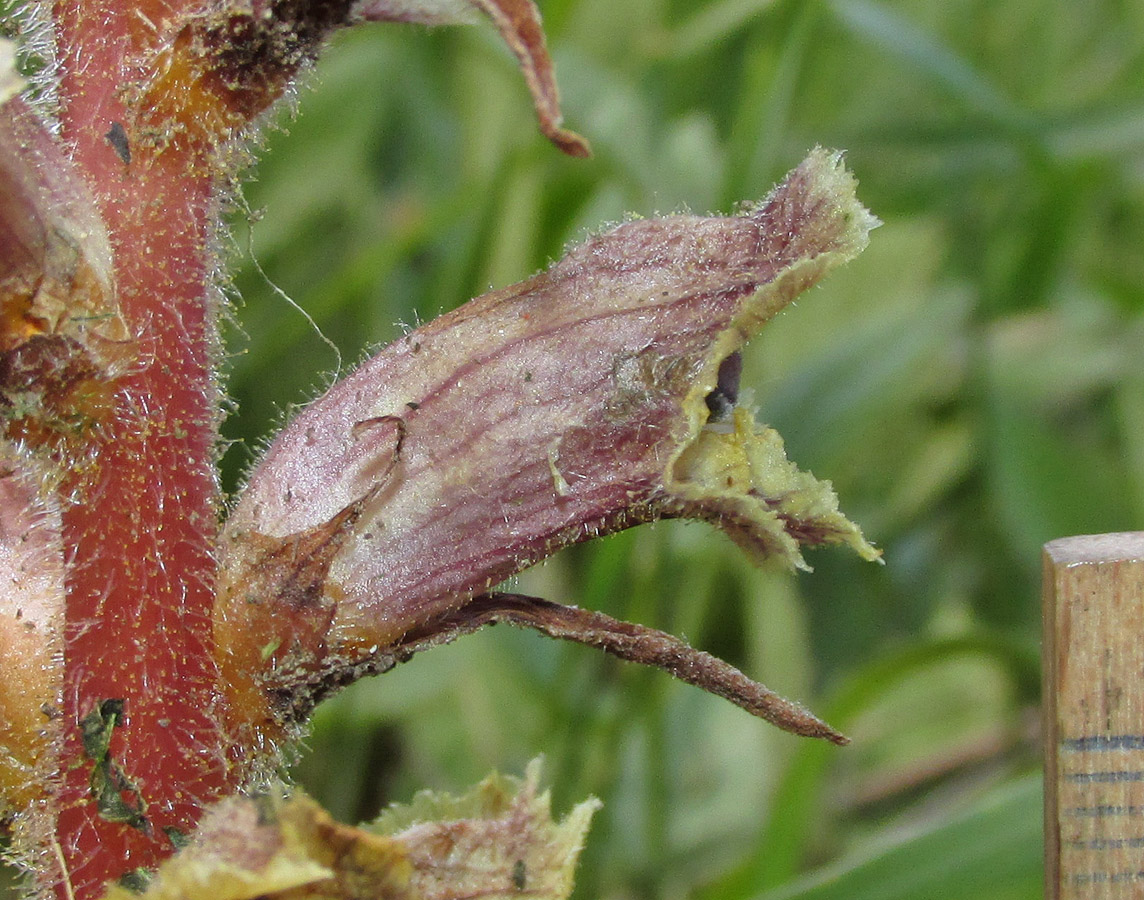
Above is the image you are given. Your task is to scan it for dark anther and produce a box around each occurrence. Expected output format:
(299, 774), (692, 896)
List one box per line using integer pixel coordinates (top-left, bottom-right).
(704, 351), (742, 421)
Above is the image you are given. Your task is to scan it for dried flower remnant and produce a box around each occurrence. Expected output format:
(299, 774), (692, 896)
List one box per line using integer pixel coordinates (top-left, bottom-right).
(0, 456), (63, 813)
(370, 759), (599, 900)
(217, 148), (880, 762)
(99, 761), (596, 900)
(128, 0), (586, 160)
(0, 48), (130, 457)
(352, 0), (590, 155)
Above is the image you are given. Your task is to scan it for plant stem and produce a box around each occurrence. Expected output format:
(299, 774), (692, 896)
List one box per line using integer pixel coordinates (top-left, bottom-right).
(50, 2), (234, 896)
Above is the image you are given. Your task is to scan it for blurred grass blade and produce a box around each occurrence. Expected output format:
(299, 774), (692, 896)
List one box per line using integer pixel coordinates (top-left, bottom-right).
(722, 0), (823, 208)
(830, 0), (1039, 143)
(984, 385), (1135, 565)
(754, 774), (1042, 900)
(1116, 375), (1144, 520)
(702, 635), (1039, 898)
(1047, 104), (1144, 161)
(670, 0), (780, 58)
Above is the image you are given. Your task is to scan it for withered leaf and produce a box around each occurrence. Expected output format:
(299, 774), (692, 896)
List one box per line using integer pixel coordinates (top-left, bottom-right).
(350, 0), (589, 155)
(100, 761), (595, 900)
(369, 759), (599, 900)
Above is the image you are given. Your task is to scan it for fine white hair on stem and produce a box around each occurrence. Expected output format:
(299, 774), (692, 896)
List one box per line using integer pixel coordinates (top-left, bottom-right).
(244, 226), (343, 377)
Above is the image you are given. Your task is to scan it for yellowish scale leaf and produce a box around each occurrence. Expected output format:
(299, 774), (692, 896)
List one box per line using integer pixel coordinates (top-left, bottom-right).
(101, 762), (596, 900)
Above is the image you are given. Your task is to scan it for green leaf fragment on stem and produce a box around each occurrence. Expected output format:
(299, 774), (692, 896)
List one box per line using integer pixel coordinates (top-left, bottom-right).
(80, 699), (149, 831)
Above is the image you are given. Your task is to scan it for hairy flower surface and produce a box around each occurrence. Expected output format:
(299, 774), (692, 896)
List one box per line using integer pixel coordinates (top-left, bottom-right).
(217, 149), (880, 760)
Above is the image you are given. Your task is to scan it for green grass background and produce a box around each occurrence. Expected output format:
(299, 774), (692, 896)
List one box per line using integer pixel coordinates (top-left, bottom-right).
(217, 0), (1143, 897)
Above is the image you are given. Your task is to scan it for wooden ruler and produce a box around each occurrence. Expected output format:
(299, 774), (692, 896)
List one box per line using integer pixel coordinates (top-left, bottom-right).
(1044, 532), (1144, 899)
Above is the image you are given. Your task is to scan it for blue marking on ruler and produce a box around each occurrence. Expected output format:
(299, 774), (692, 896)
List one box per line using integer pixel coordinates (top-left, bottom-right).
(1063, 736), (1144, 752)
(1067, 806), (1144, 817)
(1066, 837), (1144, 850)
(1070, 871), (1144, 885)
(1065, 771), (1144, 783)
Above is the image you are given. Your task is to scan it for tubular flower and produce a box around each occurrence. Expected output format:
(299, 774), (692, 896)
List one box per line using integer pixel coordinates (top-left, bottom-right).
(216, 148), (881, 763)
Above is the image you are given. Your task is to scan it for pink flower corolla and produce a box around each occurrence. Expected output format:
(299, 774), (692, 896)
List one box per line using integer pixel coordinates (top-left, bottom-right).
(216, 148), (881, 763)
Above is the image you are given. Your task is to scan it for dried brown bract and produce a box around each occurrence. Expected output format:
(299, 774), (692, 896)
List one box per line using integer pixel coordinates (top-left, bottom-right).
(0, 80), (131, 458)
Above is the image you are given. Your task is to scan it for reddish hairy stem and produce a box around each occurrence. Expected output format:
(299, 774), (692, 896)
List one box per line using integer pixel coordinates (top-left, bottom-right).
(51, 2), (235, 896)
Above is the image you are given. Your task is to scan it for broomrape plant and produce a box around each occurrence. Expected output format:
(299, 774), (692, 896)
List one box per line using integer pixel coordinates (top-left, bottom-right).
(0, 2), (879, 898)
